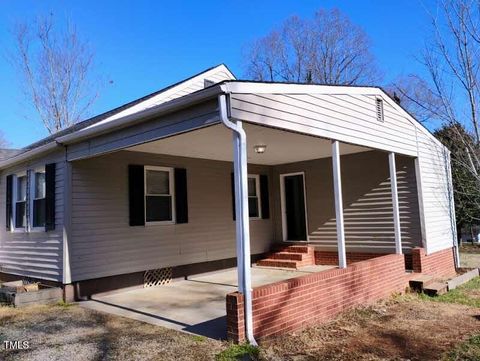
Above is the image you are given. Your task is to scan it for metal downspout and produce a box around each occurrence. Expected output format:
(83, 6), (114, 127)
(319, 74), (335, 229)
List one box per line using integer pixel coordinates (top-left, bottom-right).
(218, 93), (257, 346)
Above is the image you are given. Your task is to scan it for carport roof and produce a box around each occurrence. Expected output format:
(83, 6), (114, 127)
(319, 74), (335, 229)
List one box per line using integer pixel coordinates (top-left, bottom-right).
(1, 64), (441, 169)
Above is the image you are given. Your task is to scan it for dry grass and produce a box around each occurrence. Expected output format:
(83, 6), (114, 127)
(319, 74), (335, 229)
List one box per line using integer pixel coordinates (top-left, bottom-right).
(460, 246), (480, 268)
(259, 296), (480, 361)
(1, 275), (480, 360)
(0, 303), (226, 361)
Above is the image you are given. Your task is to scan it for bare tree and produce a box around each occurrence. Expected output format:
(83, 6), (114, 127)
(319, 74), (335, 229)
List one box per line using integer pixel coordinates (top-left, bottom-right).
(393, 0), (480, 142)
(244, 8), (382, 85)
(392, 0), (480, 236)
(10, 14), (98, 134)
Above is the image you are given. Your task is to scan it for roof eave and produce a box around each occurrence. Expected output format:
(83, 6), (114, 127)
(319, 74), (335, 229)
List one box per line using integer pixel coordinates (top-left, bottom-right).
(57, 83), (225, 145)
(0, 84), (226, 170)
(0, 142), (59, 170)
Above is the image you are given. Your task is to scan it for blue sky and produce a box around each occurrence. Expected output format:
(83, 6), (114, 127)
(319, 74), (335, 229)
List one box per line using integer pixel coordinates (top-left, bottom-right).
(0, 0), (435, 148)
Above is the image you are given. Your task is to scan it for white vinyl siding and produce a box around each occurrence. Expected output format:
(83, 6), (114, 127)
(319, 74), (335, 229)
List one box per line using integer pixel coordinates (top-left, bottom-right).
(0, 150), (65, 282)
(272, 151), (422, 253)
(415, 128), (455, 253)
(229, 93), (418, 157)
(229, 88), (455, 255)
(69, 151), (273, 282)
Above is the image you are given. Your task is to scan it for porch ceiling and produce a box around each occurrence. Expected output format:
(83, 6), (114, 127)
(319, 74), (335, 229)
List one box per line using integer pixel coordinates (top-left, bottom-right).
(127, 123), (371, 165)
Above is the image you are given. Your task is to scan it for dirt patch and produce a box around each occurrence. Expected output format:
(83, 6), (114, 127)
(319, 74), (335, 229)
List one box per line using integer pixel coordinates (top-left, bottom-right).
(460, 245), (480, 254)
(1, 285), (480, 360)
(259, 297), (480, 361)
(0, 304), (226, 361)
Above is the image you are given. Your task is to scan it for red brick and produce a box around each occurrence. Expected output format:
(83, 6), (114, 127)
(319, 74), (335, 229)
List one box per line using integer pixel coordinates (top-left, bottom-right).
(227, 248), (456, 342)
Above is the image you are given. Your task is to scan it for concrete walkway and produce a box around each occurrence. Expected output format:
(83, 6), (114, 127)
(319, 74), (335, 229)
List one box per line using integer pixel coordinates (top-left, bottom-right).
(80, 265), (333, 340)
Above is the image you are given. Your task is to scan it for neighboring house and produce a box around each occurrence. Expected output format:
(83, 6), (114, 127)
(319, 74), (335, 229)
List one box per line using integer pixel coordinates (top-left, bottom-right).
(0, 64), (459, 342)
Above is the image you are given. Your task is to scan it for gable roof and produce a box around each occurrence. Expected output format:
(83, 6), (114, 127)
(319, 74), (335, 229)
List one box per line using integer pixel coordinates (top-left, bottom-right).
(20, 64), (235, 153)
(220, 80), (444, 150)
(2, 66), (444, 167)
(0, 149), (22, 161)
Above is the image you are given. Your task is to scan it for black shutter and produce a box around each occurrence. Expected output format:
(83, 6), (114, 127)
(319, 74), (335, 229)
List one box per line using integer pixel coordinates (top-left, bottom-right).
(260, 174), (270, 219)
(128, 165), (145, 226)
(174, 168), (188, 224)
(6, 175), (12, 231)
(231, 172), (236, 220)
(45, 163), (56, 231)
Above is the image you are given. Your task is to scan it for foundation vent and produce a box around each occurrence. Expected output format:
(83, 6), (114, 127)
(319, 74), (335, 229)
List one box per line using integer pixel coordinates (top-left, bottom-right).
(144, 267), (172, 288)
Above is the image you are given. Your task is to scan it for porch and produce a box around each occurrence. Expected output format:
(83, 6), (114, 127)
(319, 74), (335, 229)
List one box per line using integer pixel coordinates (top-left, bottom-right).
(67, 100), (425, 342)
(80, 264), (334, 340)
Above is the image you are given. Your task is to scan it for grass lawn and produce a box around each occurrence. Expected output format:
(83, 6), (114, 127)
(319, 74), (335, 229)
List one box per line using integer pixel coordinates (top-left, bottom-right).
(460, 244), (480, 268)
(1, 252), (479, 360)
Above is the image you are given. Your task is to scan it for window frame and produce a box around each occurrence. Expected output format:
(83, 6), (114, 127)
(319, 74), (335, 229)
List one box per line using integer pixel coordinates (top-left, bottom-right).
(29, 167), (46, 232)
(144, 166), (176, 225)
(248, 174), (262, 220)
(12, 171), (27, 232)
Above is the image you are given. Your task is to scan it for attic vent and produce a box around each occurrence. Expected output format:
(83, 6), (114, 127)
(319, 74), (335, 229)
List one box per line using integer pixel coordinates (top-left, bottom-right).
(376, 97), (384, 122)
(204, 79), (215, 88)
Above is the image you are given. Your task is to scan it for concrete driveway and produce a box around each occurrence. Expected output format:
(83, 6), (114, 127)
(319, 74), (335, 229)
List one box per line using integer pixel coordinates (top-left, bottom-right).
(80, 265), (333, 339)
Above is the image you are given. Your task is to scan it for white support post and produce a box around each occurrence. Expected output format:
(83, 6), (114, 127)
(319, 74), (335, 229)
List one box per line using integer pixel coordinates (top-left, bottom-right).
(232, 132), (245, 292)
(389, 152), (402, 255)
(332, 140), (347, 269)
(232, 121), (255, 344)
(219, 94), (256, 345)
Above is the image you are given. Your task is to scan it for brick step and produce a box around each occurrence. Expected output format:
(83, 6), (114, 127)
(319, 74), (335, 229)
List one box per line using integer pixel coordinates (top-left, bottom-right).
(268, 252), (305, 261)
(273, 245), (312, 254)
(409, 275), (435, 292)
(423, 282), (448, 296)
(257, 259), (298, 269)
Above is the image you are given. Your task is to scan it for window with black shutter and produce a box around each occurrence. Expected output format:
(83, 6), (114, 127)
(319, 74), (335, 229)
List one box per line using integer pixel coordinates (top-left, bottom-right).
(145, 166), (175, 223)
(14, 173), (27, 229)
(45, 163), (56, 231)
(129, 165), (189, 226)
(31, 169), (46, 228)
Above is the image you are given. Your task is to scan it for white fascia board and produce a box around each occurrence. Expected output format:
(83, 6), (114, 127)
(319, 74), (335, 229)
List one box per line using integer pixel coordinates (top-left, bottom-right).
(224, 81), (445, 152)
(222, 82), (381, 95)
(56, 84), (224, 145)
(84, 64), (236, 131)
(0, 142), (59, 170)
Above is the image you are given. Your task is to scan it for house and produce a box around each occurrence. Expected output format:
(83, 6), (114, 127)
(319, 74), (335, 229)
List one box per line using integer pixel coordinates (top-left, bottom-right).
(0, 64), (459, 343)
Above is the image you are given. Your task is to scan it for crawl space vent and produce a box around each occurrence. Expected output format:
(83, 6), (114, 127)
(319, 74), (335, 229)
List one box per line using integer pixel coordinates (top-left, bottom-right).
(144, 267), (173, 288)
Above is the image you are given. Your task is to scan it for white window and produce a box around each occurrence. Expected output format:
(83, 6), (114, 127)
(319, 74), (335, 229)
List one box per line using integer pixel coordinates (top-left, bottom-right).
(376, 97), (384, 122)
(13, 173), (27, 229)
(30, 169), (46, 229)
(145, 166), (175, 224)
(248, 175), (261, 219)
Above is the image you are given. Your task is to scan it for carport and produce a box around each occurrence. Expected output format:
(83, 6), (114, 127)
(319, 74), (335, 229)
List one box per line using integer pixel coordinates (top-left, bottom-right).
(80, 265), (333, 340)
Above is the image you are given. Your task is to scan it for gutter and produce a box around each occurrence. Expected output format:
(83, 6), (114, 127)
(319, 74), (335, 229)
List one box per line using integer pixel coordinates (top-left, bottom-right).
(218, 93), (257, 346)
(0, 84), (223, 170)
(57, 84), (223, 145)
(0, 142), (59, 170)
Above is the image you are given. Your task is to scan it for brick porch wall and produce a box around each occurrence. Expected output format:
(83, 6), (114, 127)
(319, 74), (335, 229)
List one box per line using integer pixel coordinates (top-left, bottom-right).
(314, 251), (384, 265)
(314, 251), (414, 270)
(411, 247), (457, 278)
(226, 254), (410, 342)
